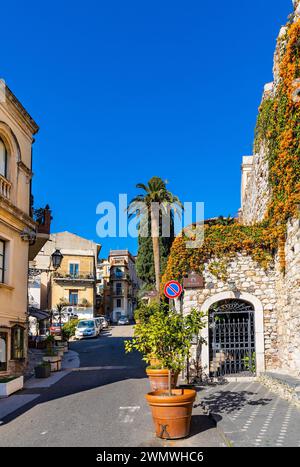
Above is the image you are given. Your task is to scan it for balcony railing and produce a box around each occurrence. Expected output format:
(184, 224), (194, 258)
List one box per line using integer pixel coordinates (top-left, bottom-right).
(111, 258), (127, 266)
(112, 288), (125, 296)
(110, 272), (131, 281)
(53, 272), (95, 281)
(0, 174), (12, 199)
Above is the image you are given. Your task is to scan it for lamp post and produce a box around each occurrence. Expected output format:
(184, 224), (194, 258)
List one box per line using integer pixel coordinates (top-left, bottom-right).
(50, 250), (64, 271)
(28, 249), (64, 325)
(28, 249), (63, 276)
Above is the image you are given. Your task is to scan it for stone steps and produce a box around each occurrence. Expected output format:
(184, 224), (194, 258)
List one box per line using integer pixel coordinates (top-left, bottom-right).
(259, 372), (300, 408)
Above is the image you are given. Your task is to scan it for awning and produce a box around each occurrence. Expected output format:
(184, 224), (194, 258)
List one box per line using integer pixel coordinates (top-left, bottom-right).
(28, 307), (50, 321)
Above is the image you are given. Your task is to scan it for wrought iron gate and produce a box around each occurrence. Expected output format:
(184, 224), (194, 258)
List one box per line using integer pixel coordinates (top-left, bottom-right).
(209, 300), (256, 377)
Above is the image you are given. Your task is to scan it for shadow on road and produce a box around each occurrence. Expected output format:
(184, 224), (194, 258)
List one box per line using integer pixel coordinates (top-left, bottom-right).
(1, 330), (146, 426)
(199, 390), (272, 415)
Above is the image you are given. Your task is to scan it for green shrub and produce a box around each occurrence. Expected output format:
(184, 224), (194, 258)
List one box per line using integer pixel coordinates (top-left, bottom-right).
(62, 319), (79, 340)
(126, 305), (206, 374)
(134, 301), (168, 323)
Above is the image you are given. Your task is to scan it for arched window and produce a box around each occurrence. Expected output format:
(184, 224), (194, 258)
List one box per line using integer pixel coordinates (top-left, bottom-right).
(0, 137), (7, 178)
(11, 325), (25, 360)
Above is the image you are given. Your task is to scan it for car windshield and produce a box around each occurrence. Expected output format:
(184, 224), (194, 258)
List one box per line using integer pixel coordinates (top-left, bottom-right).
(77, 320), (95, 329)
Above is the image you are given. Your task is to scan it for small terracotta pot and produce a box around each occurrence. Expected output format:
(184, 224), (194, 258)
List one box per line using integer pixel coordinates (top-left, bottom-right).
(146, 368), (179, 391)
(146, 388), (196, 439)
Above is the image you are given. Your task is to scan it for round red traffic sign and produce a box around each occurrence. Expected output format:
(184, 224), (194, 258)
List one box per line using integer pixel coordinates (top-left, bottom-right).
(164, 280), (183, 299)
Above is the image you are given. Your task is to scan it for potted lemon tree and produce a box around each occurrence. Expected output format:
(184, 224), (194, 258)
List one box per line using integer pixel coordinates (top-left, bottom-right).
(126, 305), (206, 439)
(144, 308), (206, 439)
(126, 303), (178, 391)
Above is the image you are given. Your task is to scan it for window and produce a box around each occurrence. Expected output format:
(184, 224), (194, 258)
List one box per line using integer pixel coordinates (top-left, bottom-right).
(0, 332), (7, 371)
(69, 290), (78, 305)
(115, 268), (123, 278)
(69, 263), (79, 277)
(0, 239), (5, 283)
(116, 282), (122, 295)
(116, 298), (122, 308)
(0, 138), (7, 178)
(11, 326), (25, 360)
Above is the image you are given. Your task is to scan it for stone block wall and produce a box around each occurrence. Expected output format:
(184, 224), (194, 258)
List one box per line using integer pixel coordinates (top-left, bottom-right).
(275, 218), (300, 374)
(240, 147), (270, 225)
(182, 252), (280, 375)
(183, 237), (300, 376)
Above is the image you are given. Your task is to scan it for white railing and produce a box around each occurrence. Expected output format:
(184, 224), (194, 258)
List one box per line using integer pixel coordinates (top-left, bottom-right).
(0, 174), (11, 199)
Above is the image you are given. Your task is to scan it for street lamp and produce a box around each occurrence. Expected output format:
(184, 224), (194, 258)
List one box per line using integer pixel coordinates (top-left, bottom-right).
(51, 249), (63, 270)
(28, 249), (63, 276)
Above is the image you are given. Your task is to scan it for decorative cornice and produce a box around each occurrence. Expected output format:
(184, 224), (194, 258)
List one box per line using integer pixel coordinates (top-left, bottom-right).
(0, 195), (37, 231)
(17, 160), (33, 180)
(1, 81), (39, 135)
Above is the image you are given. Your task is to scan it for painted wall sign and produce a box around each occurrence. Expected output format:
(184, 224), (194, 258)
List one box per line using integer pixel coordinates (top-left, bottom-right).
(183, 272), (204, 289)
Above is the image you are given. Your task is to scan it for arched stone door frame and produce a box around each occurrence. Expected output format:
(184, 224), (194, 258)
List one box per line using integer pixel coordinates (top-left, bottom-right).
(200, 291), (265, 375)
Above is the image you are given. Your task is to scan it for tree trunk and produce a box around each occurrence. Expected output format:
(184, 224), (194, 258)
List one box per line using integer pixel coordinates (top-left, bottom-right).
(151, 212), (160, 295)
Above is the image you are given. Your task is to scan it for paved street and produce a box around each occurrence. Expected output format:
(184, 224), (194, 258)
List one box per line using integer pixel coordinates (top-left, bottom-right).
(0, 326), (223, 447)
(200, 380), (300, 447)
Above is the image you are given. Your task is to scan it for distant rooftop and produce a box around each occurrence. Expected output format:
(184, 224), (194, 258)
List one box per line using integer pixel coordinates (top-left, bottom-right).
(109, 249), (136, 262)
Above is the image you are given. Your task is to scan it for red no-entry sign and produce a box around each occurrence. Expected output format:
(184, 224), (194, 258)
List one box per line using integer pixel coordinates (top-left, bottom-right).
(164, 280), (183, 299)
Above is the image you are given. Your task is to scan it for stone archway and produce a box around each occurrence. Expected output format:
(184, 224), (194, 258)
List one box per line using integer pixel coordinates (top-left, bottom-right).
(200, 291), (265, 376)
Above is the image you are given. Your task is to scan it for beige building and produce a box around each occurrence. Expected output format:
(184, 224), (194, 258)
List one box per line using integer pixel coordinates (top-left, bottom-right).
(108, 250), (139, 323)
(96, 259), (111, 316)
(29, 232), (101, 312)
(0, 82), (50, 376)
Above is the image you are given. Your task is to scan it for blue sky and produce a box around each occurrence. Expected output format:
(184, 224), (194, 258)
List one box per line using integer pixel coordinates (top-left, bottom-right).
(1, 0), (292, 257)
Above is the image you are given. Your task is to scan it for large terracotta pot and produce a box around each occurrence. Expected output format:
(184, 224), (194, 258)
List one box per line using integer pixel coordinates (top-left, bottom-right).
(146, 389), (196, 439)
(146, 368), (179, 391)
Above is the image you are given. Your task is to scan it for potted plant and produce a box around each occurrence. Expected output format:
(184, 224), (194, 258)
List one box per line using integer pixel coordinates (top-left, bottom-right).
(0, 375), (24, 398)
(125, 303), (174, 391)
(43, 348), (62, 372)
(62, 319), (78, 344)
(34, 362), (51, 379)
(45, 334), (56, 351)
(144, 307), (205, 439)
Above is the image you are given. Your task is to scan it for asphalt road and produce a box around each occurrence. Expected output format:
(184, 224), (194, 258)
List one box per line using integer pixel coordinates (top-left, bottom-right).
(0, 326), (222, 447)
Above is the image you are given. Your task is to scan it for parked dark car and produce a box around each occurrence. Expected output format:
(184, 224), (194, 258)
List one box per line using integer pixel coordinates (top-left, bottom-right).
(118, 316), (129, 325)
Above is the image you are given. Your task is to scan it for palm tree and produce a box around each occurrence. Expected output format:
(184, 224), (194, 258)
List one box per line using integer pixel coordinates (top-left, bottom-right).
(129, 176), (183, 294)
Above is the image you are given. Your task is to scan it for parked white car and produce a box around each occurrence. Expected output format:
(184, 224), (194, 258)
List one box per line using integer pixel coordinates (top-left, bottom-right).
(94, 318), (103, 334)
(99, 316), (109, 329)
(75, 320), (98, 339)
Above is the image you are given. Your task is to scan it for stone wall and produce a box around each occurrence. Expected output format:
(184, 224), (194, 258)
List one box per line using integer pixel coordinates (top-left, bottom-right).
(276, 218), (300, 373)
(235, 1), (300, 376)
(240, 146), (270, 225)
(239, 1), (300, 225)
(183, 231), (300, 377)
(182, 252), (280, 376)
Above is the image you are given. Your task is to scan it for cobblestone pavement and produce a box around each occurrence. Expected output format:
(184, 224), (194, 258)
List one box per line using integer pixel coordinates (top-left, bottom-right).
(200, 380), (300, 447)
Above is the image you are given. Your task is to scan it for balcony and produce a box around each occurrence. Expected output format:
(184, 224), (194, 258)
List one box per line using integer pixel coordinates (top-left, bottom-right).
(110, 258), (127, 266)
(0, 174), (12, 200)
(111, 272), (125, 280)
(110, 272), (131, 281)
(28, 205), (52, 261)
(34, 206), (52, 235)
(53, 272), (95, 282)
(111, 287), (125, 297)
